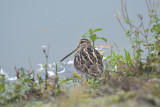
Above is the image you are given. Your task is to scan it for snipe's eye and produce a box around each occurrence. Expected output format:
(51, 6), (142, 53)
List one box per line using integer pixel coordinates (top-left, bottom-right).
(80, 41), (84, 44)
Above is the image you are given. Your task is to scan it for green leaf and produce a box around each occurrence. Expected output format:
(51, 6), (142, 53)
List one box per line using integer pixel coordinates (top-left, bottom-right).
(148, 14), (154, 18)
(144, 28), (149, 33)
(88, 80), (93, 85)
(0, 84), (5, 89)
(89, 29), (93, 34)
(37, 73), (41, 84)
(37, 73), (40, 80)
(155, 35), (158, 40)
(153, 24), (160, 34)
(20, 75), (24, 79)
(59, 78), (76, 86)
(26, 78), (31, 83)
(124, 48), (127, 55)
(152, 16), (159, 22)
(105, 54), (112, 59)
(155, 40), (160, 49)
(100, 37), (107, 43)
(89, 34), (97, 42)
(42, 64), (47, 68)
(0, 74), (5, 78)
(93, 28), (102, 33)
(125, 19), (131, 24)
(152, 34), (159, 40)
(125, 30), (131, 37)
(101, 55), (103, 59)
(82, 33), (89, 38)
(112, 51), (116, 57)
(136, 49), (143, 53)
(73, 72), (89, 85)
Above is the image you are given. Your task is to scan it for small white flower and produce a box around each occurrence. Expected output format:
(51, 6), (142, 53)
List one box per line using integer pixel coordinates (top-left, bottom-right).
(102, 57), (106, 61)
(150, 50), (158, 54)
(42, 45), (47, 50)
(114, 65), (117, 71)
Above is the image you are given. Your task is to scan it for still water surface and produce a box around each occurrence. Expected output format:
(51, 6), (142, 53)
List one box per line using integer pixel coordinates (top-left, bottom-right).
(0, 0), (148, 78)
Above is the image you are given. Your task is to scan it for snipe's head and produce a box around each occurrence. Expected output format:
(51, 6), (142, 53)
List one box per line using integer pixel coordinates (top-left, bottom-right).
(60, 39), (91, 62)
(78, 39), (91, 49)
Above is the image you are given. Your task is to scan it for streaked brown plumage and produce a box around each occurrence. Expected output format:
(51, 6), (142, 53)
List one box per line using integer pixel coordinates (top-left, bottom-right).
(60, 39), (103, 78)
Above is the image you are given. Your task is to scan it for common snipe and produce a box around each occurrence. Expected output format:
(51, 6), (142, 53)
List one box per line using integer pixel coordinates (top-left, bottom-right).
(60, 39), (103, 79)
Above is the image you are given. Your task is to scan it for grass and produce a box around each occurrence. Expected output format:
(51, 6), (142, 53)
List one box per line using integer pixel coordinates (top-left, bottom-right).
(3, 74), (160, 107)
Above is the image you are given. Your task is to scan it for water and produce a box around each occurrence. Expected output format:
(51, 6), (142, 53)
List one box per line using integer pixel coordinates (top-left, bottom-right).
(0, 60), (75, 81)
(0, 0), (149, 78)
(35, 61), (76, 79)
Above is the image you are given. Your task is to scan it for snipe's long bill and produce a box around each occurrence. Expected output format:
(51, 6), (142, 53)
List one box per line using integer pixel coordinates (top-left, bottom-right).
(60, 39), (103, 78)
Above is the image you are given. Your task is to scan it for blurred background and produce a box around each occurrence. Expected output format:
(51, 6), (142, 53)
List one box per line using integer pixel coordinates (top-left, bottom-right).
(0, 0), (148, 73)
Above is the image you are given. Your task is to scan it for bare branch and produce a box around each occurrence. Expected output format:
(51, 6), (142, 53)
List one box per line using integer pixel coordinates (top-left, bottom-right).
(121, 0), (126, 20)
(124, 0), (129, 20)
(149, 0), (152, 10)
(47, 42), (50, 56)
(137, 14), (143, 28)
(153, 0), (155, 10)
(115, 12), (126, 32)
(157, 0), (160, 10)
(145, 0), (150, 11)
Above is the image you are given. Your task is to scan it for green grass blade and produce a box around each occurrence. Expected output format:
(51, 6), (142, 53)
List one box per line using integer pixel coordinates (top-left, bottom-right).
(59, 78), (77, 86)
(113, 42), (120, 52)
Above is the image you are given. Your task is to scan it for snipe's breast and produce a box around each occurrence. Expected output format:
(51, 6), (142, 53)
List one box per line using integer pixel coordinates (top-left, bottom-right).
(74, 46), (103, 77)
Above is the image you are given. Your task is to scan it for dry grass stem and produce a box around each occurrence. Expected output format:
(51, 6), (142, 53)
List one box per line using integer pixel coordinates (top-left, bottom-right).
(95, 45), (113, 49)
